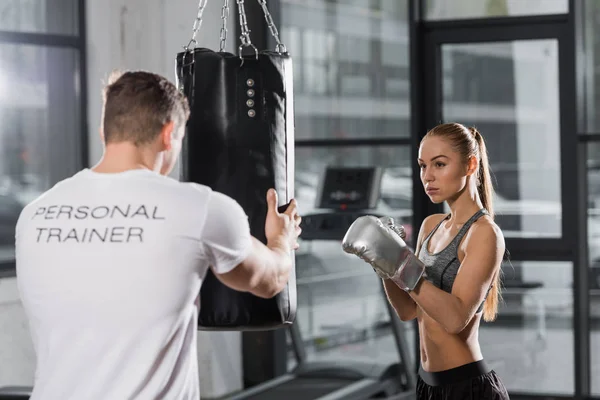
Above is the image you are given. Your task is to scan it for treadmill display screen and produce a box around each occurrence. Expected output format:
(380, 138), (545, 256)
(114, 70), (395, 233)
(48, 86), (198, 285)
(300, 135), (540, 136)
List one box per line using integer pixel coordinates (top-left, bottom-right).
(318, 167), (381, 211)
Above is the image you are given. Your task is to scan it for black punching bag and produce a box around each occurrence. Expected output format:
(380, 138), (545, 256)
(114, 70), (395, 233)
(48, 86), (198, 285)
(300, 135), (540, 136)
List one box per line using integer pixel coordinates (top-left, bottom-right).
(175, 10), (296, 331)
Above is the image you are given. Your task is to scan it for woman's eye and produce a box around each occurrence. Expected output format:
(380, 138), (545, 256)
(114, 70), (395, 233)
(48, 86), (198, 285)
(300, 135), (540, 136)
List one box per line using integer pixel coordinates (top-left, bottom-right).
(436, 162), (445, 167)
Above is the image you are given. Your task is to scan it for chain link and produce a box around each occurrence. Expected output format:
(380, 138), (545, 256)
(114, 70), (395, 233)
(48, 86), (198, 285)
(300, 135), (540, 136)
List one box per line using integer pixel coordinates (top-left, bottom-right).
(219, 0), (230, 52)
(185, 0), (287, 57)
(185, 0), (209, 51)
(236, 0), (258, 59)
(236, 0), (252, 47)
(256, 0), (286, 53)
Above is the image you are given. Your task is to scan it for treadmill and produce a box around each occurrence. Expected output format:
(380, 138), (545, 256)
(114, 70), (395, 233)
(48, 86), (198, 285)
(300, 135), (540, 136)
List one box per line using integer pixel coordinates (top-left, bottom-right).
(228, 167), (416, 400)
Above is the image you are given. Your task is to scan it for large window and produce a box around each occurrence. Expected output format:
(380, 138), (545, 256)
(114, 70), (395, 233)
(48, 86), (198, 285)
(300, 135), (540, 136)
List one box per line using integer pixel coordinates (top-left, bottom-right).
(0, 0), (79, 35)
(0, 4), (85, 275)
(281, 0), (411, 140)
(279, 0), (415, 373)
(0, 1), (85, 388)
(583, 1), (600, 135)
(439, 39), (562, 239)
(430, 29), (574, 396)
(586, 143), (600, 396)
(582, 1), (600, 396)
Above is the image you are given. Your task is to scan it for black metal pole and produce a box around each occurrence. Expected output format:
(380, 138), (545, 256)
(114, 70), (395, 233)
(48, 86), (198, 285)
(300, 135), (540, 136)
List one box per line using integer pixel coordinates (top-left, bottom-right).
(569, 1), (591, 397)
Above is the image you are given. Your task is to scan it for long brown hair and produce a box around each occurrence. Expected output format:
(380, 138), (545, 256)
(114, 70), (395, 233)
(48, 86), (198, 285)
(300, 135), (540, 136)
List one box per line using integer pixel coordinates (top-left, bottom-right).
(422, 122), (501, 322)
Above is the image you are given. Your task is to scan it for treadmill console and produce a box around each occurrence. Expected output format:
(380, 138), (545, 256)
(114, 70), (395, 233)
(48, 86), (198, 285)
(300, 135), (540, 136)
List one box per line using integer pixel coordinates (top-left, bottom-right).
(317, 166), (383, 211)
(302, 166), (384, 241)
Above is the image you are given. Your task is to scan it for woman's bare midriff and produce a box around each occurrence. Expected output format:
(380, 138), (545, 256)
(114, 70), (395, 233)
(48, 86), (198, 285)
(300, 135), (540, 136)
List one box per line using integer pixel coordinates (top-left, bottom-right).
(417, 306), (484, 372)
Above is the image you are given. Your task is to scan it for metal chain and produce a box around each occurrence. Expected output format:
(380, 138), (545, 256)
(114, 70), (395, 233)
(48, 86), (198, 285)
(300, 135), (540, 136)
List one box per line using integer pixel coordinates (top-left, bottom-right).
(219, 0), (230, 52)
(236, 0), (258, 59)
(183, 0), (286, 56)
(185, 0), (209, 50)
(256, 0), (287, 53)
(236, 0), (252, 47)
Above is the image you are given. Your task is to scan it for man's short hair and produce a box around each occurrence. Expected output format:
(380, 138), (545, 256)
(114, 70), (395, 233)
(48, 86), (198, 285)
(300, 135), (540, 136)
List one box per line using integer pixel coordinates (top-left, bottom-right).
(101, 70), (190, 145)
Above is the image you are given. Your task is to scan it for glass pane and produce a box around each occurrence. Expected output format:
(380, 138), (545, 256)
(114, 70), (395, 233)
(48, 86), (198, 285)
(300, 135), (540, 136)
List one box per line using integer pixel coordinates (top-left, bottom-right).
(0, 0), (79, 36)
(583, 1), (600, 133)
(586, 142), (600, 396)
(280, 0), (410, 140)
(441, 40), (562, 239)
(481, 261), (573, 395)
(0, 43), (82, 275)
(425, 0), (568, 21)
(293, 145), (416, 367)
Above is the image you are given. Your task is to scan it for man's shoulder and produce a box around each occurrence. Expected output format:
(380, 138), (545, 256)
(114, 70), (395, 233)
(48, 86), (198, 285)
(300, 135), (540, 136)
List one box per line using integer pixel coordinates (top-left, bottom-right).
(134, 173), (212, 197)
(183, 181), (212, 196)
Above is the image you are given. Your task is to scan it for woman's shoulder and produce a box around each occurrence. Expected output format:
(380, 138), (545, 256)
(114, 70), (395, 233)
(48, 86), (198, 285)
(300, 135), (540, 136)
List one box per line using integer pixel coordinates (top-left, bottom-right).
(418, 213), (447, 237)
(414, 213), (446, 242)
(466, 214), (505, 250)
(422, 213), (448, 229)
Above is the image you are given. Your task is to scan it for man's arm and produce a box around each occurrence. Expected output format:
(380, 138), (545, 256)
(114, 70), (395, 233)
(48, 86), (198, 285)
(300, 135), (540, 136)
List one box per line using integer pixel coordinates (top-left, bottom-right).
(382, 215), (443, 321)
(202, 189), (300, 299)
(407, 221), (504, 334)
(216, 237), (293, 299)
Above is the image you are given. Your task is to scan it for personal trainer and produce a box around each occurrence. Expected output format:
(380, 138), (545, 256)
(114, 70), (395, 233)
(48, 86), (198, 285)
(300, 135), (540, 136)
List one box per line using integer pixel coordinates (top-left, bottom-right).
(15, 70), (301, 400)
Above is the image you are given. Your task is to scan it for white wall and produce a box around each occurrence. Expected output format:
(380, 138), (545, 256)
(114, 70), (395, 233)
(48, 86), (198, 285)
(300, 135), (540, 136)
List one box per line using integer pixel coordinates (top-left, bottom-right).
(0, 1), (244, 398)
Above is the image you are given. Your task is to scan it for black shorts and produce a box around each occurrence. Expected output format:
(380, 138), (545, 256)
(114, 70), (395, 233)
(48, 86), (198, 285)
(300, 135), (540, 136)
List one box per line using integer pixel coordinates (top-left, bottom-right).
(416, 360), (510, 400)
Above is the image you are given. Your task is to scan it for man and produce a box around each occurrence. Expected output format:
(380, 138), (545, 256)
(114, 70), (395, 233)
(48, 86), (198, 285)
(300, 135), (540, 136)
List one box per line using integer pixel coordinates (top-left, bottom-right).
(15, 70), (301, 400)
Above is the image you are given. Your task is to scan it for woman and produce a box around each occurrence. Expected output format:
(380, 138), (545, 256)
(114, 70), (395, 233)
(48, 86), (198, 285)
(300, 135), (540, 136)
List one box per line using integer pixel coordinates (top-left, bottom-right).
(383, 122), (510, 399)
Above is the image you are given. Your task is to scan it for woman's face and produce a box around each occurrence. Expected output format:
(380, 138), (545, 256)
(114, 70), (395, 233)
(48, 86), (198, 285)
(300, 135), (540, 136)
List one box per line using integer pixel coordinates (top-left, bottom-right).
(418, 136), (473, 204)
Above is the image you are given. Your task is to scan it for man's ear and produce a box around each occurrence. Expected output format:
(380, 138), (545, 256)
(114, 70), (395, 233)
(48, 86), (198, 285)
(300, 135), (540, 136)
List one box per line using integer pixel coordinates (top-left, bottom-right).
(466, 155), (478, 176)
(160, 121), (175, 150)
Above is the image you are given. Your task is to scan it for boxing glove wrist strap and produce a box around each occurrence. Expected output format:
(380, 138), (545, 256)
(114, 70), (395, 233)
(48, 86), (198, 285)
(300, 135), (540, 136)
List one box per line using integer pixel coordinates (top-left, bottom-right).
(389, 252), (426, 292)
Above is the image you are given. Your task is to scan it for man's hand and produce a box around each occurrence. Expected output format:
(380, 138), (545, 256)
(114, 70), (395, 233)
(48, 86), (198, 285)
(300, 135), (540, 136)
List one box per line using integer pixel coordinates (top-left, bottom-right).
(264, 189), (302, 253)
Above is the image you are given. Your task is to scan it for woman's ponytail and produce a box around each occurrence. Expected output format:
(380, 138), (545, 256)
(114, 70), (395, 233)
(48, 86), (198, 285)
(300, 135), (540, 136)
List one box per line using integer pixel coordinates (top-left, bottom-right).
(470, 127), (500, 322)
(470, 127), (494, 219)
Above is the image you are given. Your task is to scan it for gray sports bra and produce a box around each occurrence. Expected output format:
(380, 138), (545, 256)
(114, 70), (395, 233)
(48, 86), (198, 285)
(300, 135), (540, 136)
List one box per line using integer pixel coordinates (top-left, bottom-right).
(417, 209), (490, 313)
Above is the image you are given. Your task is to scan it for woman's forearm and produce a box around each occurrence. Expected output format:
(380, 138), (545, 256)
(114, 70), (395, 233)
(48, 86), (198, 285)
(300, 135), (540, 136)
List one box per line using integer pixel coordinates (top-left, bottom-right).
(409, 279), (469, 334)
(383, 279), (417, 321)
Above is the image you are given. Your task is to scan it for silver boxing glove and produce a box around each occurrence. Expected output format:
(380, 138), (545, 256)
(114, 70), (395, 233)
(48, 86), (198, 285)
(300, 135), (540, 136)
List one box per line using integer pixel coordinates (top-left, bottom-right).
(342, 215), (426, 292)
(368, 216), (407, 279)
(379, 216), (406, 240)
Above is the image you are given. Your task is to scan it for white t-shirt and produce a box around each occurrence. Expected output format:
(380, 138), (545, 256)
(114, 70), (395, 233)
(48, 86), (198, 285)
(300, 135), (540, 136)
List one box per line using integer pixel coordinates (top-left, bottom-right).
(15, 168), (253, 400)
